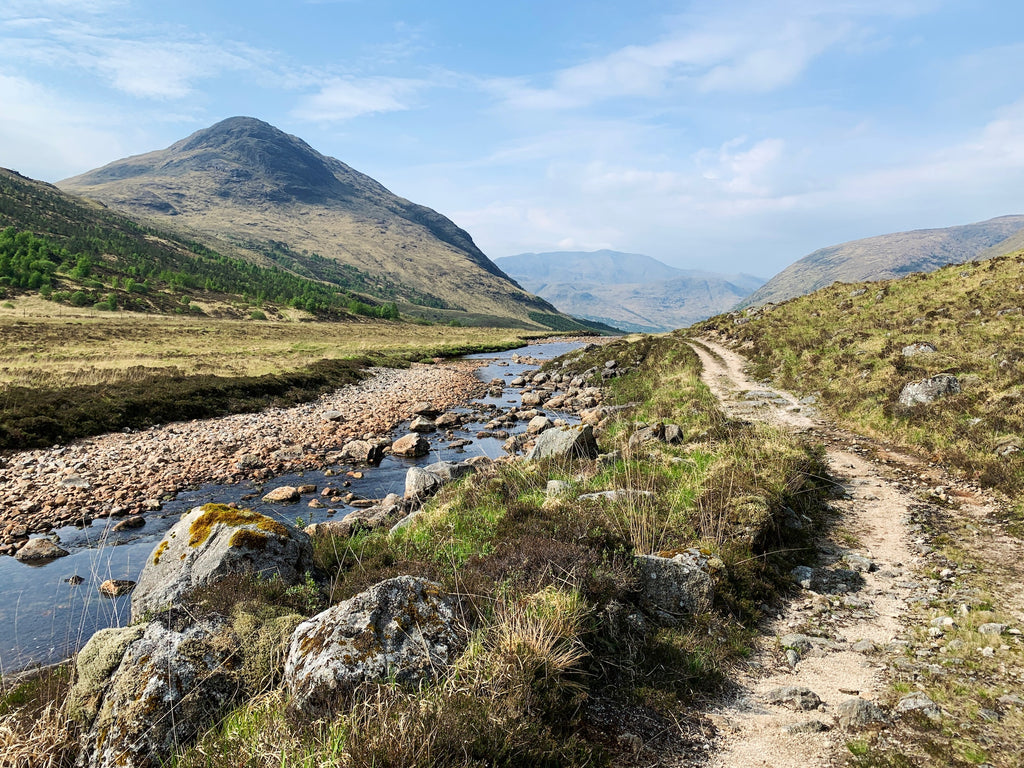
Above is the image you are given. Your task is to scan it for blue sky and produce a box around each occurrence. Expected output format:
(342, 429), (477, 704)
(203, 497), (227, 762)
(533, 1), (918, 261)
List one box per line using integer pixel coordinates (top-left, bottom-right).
(2, 0), (1023, 278)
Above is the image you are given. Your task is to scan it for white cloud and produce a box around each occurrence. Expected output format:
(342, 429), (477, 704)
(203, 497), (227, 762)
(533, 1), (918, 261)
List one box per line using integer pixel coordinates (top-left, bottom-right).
(292, 76), (426, 121)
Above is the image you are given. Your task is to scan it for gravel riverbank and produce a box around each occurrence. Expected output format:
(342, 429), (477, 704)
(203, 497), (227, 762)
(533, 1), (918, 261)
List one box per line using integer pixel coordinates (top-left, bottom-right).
(0, 362), (487, 553)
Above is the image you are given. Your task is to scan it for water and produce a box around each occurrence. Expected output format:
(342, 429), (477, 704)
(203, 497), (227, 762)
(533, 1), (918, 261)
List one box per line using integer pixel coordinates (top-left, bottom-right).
(0, 340), (584, 675)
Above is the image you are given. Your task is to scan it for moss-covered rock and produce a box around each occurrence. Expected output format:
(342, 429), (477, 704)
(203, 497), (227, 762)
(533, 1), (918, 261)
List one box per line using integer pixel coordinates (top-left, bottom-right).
(66, 624), (146, 727)
(131, 504), (313, 621)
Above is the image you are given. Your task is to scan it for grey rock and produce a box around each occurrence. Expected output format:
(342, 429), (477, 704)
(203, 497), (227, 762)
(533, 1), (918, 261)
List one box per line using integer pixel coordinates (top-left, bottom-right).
(77, 615), (237, 768)
(663, 424), (684, 444)
(307, 494), (407, 538)
(340, 439), (384, 465)
(897, 374), (961, 408)
(895, 691), (941, 720)
(409, 415), (437, 433)
(852, 639), (877, 654)
(520, 391), (544, 407)
(545, 480), (571, 497)
(131, 504), (312, 621)
(902, 342), (937, 357)
(526, 415), (553, 435)
(410, 401), (440, 418)
(15, 537), (69, 562)
(637, 551), (715, 626)
(322, 409), (344, 422)
(782, 720), (830, 734)
(766, 686), (821, 711)
(780, 633), (814, 654)
(791, 565), (814, 588)
(836, 697), (888, 729)
(285, 576), (462, 713)
(66, 625), (147, 727)
(844, 553), (875, 573)
(403, 461), (474, 500)
(977, 622), (1006, 635)
(525, 424), (599, 461)
(435, 412), (461, 428)
(61, 475), (90, 489)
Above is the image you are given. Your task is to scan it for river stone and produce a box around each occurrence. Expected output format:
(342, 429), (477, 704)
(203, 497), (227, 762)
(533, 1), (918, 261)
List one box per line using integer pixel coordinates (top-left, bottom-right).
(130, 504), (312, 621)
(435, 412), (461, 428)
(285, 576), (462, 713)
(897, 374), (960, 408)
(112, 515), (145, 532)
(67, 625), (147, 727)
(525, 424), (599, 461)
(262, 485), (300, 503)
(99, 579), (136, 597)
(527, 415), (553, 435)
(410, 401), (440, 418)
(405, 461), (476, 500)
(76, 614), (237, 768)
(409, 415), (437, 433)
(14, 537), (69, 562)
(340, 439), (384, 465)
(636, 551), (715, 625)
(520, 391), (543, 407)
(392, 433), (430, 457)
(837, 697), (888, 728)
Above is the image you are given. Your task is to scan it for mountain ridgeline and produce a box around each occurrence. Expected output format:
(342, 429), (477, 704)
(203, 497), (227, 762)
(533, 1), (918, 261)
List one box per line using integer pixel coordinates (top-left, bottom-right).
(744, 215), (1024, 307)
(497, 250), (764, 332)
(55, 117), (582, 329)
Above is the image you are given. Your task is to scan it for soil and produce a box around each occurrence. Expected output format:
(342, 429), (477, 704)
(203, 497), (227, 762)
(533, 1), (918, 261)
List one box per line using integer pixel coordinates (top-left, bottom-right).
(684, 337), (1024, 768)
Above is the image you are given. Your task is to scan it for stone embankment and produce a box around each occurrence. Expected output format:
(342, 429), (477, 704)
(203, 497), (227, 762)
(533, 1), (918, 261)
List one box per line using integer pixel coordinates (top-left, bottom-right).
(0, 363), (487, 554)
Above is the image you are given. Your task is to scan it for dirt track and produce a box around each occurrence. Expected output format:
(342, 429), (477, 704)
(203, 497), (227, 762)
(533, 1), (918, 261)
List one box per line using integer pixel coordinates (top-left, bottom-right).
(686, 337), (1024, 768)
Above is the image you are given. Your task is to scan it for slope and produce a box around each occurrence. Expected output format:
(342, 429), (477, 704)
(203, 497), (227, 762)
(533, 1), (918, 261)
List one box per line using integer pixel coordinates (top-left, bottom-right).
(497, 250), (764, 332)
(58, 117), (560, 326)
(744, 215), (1024, 307)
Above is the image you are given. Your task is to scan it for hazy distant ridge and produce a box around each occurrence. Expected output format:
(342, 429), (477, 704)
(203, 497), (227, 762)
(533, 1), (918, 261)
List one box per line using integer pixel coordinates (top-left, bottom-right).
(744, 215), (1024, 307)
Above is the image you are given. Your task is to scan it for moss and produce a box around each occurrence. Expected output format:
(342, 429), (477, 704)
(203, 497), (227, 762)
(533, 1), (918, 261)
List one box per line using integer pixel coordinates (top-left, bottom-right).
(188, 504), (289, 548)
(66, 624), (146, 726)
(229, 529), (268, 550)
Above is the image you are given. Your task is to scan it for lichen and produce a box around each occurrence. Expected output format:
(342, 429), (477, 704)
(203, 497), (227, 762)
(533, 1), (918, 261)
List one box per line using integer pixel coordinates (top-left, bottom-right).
(188, 504), (290, 547)
(152, 540), (169, 566)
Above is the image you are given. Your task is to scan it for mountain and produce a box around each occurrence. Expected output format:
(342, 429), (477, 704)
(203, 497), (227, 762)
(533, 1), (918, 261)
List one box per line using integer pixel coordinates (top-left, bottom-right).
(496, 250), (764, 332)
(57, 117), (565, 328)
(744, 215), (1024, 307)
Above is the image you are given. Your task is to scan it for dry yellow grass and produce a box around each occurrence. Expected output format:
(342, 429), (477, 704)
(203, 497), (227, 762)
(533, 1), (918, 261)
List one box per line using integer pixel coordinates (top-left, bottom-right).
(0, 295), (546, 389)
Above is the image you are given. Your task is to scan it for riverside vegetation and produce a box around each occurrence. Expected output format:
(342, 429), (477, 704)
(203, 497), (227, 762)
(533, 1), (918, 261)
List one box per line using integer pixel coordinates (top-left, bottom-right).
(0, 334), (832, 767)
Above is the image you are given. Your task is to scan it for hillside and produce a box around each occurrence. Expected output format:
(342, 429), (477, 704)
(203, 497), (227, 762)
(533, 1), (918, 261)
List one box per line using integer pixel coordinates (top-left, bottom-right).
(497, 250), (764, 332)
(698, 247), (1024, 506)
(58, 117), (567, 328)
(744, 215), (1024, 307)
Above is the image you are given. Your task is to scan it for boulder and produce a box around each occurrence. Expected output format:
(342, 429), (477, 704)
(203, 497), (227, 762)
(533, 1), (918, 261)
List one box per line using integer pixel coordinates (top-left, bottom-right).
(434, 412), (462, 429)
(67, 625), (147, 727)
(525, 424), (599, 461)
(902, 341), (937, 357)
(520, 391), (543, 407)
(112, 515), (146, 532)
(766, 686), (821, 711)
(306, 494), (407, 538)
(410, 401), (440, 418)
(340, 439), (384, 465)
(636, 550), (715, 625)
(130, 504), (312, 621)
(405, 461), (476, 500)
(14, 537), (69, 562)
(285, 576), (462, 713)
(409, 415), (437, 433)
(895, 691), (941, 720)
(76, 613), (237, 768)
(526, 415), (553, 435)
(628, 423), (664, 449)
(392, 433), (430, 457)
(897, 374), (960, 408)
(836, 697), (888, 729)
(262, 485), (300, 503)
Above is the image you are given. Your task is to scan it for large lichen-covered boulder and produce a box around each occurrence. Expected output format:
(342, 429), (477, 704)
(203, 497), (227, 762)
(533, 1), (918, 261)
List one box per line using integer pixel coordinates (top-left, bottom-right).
(897, 374), (960, 408)
(636, 550), (716, 625)
(131, 504), (312, 621)
(284, 576), (463, 713)
(525, 424), (599, 461)
(67, 625), (146, 728)
(76, 613), (238, 768)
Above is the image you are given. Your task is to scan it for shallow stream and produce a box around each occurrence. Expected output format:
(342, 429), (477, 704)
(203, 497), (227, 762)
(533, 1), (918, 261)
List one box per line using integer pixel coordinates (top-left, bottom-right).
(0, 340), (584, 675)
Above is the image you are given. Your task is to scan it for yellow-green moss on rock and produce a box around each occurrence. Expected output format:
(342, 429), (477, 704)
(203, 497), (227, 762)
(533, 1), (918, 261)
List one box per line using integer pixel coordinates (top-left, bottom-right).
(189, 503), (289, 548)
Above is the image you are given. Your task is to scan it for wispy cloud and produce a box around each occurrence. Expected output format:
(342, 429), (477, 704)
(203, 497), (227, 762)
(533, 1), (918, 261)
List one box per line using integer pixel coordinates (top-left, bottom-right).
(291, 76), (427, 121)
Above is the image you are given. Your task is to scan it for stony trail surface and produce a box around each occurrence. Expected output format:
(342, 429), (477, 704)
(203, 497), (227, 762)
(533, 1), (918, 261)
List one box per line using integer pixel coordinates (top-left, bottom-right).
(685, 337), (1024, 768)
(0, 362), (487, 553)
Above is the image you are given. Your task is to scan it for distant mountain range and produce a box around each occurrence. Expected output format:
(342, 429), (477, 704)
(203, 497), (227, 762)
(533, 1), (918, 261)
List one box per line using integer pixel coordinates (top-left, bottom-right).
(56, 116), (586, 330)
(496, 250), (764, 332)
(744, 215), (1024, 307)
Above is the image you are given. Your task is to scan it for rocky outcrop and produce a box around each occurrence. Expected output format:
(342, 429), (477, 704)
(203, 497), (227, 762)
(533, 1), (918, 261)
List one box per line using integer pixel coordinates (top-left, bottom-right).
(525, 424), (599, 461)
(75, 613), (238, 768)
(131, 504), (312, 620)
(284, 576), (463, 713)
(636, 550), (716, 625)
(897, 374), (961, 408)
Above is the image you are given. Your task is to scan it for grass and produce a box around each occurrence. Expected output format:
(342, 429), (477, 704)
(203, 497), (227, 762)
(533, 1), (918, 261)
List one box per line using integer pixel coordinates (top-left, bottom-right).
(0, 302), (550, 449)
(696, 250), (1024, 513)
(0, 332), (834, 767)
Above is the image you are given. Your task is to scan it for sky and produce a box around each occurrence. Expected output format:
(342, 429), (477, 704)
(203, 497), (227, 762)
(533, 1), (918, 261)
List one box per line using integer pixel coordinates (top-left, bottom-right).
(2, 0), (1024, 279)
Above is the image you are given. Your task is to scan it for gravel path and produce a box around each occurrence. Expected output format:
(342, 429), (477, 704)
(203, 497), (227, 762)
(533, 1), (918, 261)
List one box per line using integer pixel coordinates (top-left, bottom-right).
(687, 337), (1024, 768)
(0, 362), (486, 553)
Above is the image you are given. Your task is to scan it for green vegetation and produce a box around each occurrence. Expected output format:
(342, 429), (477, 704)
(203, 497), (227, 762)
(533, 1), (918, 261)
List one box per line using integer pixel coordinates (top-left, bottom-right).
(698, 251), (1024, 517)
